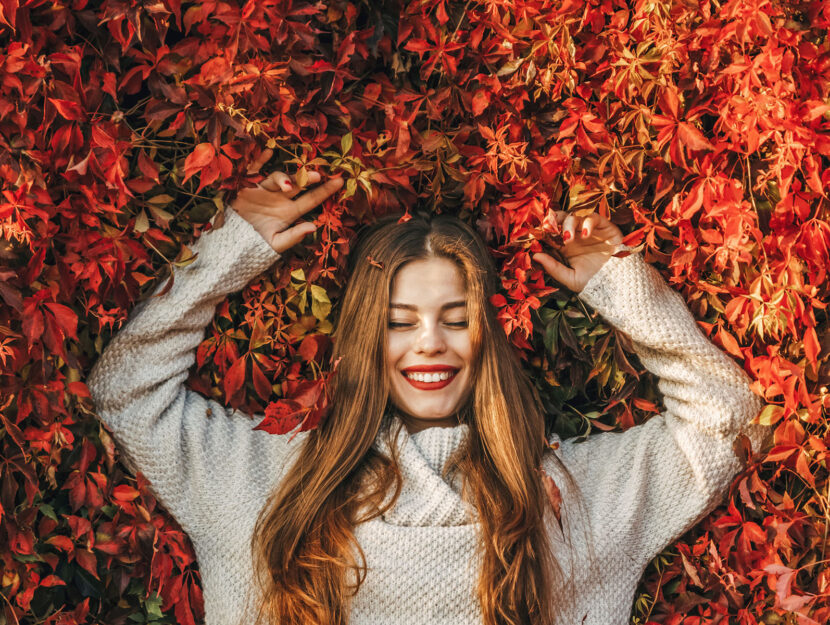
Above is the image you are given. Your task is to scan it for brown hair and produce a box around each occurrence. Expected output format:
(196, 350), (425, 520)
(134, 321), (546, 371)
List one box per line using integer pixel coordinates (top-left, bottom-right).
(249, 212), (583, 625)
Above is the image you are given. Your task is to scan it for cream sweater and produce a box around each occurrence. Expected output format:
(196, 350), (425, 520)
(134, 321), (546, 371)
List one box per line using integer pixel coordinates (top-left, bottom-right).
(87, 208), (769, 625)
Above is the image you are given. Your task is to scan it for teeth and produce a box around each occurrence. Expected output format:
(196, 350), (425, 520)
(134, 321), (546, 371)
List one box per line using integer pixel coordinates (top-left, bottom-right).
(405, 371), (455, 382)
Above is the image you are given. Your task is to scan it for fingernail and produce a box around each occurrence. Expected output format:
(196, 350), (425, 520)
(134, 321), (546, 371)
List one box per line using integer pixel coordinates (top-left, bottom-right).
(284, 181), (292, 189)
(563, 231), (571, 242)
(582, 228), (588, 237)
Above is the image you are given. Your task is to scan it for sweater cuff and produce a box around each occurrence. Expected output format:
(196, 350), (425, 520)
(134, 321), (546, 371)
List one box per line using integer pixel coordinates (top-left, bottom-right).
(204, 205), (281, 271)
(576, 249), (661, 322)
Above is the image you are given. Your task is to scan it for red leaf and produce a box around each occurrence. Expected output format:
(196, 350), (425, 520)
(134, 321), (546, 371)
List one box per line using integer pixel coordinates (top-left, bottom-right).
(22, 309), (44, 344)
(183, 143), (216, 183)
(796, 449), (815, 488)
(46, 535), (74, 552)
(74, 548), (100, 580)
(297, 334), (329, 363)
(472, 90), (491, 116)
(289, 378), (324, 408)
(49, 98), (86, 121)
(250, 360), (272, 401)
(67, 381), (90, 397)
(803, 325), (819, 365)
(256, 399), (304, 435)
(223, 356), (247, 402)
(112, 484), (140, 503)
(717, 326), (743, 359)
(677, 123), (713, 151)
(0, 0), (19, 29)
(44, 303), (78, 340)
(138, 150), (161, 183)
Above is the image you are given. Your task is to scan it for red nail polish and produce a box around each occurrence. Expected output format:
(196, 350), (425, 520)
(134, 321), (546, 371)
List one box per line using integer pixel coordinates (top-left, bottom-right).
(285, 181), (292, 189)
(582, 228), (588, 237)
(563, 231), (571, 242)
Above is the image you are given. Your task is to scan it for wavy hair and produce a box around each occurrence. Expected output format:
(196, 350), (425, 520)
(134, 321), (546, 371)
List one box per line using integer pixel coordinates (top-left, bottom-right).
(248, 212), (585, 625)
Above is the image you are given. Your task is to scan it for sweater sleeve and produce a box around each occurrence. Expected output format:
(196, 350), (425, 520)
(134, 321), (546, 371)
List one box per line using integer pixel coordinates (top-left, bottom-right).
(542, 252), (770, 568)
(87, 208), (303, 536)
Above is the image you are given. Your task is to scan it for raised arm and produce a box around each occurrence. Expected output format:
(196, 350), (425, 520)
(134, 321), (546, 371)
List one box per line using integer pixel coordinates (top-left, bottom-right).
(533, 214), (769, 569)
(87, 171), (343, 537)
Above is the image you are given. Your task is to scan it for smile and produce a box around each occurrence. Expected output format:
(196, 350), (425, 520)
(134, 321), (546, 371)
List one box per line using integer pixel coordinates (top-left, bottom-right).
(401, 367), (459, 391)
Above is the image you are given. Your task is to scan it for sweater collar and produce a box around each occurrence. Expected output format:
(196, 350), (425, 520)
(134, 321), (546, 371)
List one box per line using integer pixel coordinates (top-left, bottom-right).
(372, 414), (476, 527)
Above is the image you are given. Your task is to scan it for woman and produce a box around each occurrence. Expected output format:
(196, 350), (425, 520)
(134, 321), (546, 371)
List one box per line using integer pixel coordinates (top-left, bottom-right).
(87, 170), (768, 625)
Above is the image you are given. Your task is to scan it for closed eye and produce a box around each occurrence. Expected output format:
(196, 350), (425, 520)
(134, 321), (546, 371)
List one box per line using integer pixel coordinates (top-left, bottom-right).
(388, 321), (413, 328)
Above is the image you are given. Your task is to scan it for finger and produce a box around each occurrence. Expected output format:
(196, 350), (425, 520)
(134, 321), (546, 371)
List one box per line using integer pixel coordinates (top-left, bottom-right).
(293, 177), (344, 215)
(532, 253), (578, 291)
(295, 170), (322, 188)
(260, 171), (299, 196)
(580, 213), (600, 239)
(561, 214), (578, 244)
(270, 221), (317, 253)
(247, 149), (274, 175)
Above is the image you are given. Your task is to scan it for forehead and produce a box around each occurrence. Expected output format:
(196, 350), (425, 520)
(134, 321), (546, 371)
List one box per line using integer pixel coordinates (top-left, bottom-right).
(389, 257), (466, 306)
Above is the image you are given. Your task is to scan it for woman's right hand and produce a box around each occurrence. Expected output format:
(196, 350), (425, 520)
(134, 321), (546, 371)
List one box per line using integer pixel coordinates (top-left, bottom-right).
(232, 167), (344, 254)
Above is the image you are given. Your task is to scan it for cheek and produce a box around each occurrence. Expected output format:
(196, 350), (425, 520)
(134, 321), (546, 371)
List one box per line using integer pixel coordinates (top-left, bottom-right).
(453, 333), (475, 367)
(386, 334), (408, 368)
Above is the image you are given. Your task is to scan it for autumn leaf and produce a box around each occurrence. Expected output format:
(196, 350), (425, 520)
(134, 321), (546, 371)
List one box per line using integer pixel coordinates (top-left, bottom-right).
(183, 143), (216, 184)
(5, 1), (830, 624)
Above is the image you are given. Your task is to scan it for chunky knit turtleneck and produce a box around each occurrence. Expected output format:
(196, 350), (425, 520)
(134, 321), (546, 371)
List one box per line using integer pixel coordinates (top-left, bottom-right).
(374, 421), (475, 527)
(87, 208), (770, 625)
(409, 423), (469, 475)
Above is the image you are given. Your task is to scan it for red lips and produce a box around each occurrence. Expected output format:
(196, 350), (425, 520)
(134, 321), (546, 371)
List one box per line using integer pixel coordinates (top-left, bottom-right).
(401, 364), (460, 390)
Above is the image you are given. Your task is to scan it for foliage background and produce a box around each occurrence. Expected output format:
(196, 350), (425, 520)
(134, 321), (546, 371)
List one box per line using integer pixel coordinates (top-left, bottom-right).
(1, 0), (829, 623)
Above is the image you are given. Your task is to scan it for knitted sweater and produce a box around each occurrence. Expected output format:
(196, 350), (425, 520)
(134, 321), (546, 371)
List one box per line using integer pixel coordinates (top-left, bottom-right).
(87, 208), (770, 625)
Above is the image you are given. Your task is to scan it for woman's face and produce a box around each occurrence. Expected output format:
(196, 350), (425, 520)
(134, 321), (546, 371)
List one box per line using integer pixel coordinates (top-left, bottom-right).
(386, 257), (475, 433)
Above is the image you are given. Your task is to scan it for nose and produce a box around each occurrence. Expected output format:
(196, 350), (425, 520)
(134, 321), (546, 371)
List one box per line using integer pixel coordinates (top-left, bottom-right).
(414, 321), (446, 355)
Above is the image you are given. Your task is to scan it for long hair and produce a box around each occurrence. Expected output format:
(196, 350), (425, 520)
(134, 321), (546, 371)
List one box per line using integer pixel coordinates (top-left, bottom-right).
(249, 212), (582, 625)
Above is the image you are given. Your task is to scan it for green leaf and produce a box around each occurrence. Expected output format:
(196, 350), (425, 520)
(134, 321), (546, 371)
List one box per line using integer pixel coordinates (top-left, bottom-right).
(39, 502), (58, 522)
(145, 593), (164, 619)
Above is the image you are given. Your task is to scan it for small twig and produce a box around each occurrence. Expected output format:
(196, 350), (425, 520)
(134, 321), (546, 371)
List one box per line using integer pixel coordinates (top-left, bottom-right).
(643, 562), (666, 623)
(0, 588), (22, 625)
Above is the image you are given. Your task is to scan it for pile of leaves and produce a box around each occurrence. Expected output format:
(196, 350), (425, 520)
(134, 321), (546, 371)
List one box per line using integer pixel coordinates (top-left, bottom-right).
(1, 0), (829, 623)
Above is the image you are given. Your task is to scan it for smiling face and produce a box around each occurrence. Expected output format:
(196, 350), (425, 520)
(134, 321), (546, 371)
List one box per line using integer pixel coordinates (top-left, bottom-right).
(386, 256), (475, 433)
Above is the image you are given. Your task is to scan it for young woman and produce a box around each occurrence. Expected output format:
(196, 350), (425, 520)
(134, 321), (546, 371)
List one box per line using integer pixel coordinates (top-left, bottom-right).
(87, 170), (769, 625)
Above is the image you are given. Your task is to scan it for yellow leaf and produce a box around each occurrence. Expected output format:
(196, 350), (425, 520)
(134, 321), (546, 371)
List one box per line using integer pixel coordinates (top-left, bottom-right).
(341, 132), (353, 154)
(134, 210), (149, 233)
(756, 404), (785, 426)
(148, 194), (175, 205)
(296, 167), (308, 189)
(310, 284), (330, 303)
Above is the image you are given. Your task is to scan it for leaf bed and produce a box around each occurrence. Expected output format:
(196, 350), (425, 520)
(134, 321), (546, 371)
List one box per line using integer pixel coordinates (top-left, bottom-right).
(1, 0), (829, 623)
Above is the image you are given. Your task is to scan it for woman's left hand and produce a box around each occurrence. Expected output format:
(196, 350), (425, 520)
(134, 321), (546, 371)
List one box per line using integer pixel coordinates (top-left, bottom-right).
(532, 211), (624, 293)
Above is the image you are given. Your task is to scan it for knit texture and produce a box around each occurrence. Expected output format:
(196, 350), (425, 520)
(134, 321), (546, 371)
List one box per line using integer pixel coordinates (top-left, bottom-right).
(87, 208), (770, 625)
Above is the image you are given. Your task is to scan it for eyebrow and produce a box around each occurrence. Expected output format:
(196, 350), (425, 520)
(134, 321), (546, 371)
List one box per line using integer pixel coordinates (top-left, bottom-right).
(389, 301), (467, 311)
